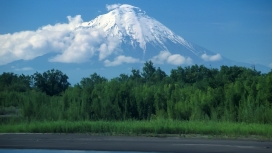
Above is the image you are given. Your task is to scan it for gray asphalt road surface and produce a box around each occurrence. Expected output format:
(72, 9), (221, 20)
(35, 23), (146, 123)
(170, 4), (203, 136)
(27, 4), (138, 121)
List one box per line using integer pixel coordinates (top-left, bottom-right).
(0, 134), (271, 153)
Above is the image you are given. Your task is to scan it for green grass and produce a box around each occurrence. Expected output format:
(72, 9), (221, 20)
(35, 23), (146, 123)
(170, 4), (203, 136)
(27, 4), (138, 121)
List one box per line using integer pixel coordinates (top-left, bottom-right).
(1, 119), (271, 139)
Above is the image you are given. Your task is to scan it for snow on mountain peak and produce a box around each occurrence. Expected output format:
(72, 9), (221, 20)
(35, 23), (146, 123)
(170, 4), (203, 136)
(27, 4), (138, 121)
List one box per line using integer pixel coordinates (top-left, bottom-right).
(81, 4), (193, 53)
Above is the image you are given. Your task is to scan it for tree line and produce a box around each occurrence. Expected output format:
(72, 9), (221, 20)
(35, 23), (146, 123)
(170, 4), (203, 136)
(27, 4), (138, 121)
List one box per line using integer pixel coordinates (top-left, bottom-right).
(0, 61), (272, 123)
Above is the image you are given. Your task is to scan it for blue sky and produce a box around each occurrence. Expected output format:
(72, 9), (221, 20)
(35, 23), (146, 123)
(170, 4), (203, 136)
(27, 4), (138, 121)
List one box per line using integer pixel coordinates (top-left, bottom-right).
(0, 0), (272, 68)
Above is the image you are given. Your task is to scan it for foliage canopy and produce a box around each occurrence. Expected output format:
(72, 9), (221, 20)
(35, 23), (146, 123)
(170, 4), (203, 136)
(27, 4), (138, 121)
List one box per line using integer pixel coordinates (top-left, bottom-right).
(0, 62), (272, 124)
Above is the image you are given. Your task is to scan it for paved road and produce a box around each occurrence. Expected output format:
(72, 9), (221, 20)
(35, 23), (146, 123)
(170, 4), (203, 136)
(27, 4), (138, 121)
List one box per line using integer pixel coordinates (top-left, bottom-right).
(0, 134), (271, 153)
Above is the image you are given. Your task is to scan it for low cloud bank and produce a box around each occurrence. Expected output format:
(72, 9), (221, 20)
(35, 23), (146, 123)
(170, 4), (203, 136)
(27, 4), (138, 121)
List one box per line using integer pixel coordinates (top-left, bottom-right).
(0, 15), (121, 66)
(201, 53), (222, 62)
(151, 51), (193, 65)
(104, 55), (141, 67)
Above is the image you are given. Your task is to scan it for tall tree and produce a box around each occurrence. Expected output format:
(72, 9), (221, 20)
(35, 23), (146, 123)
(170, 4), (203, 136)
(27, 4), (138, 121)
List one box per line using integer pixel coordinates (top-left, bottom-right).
(130, 68), (142, 83)
(0, 72), (31, 92)
(80, 73), (107, 89)
(154, 67), (167, 82)
(33, 69), (70, 96)
(141, 61), (156, 84)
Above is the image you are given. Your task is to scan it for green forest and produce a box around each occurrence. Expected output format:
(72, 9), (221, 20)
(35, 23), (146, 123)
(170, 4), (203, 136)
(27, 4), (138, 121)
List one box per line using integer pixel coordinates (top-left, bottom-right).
(1, 61), (272, 125)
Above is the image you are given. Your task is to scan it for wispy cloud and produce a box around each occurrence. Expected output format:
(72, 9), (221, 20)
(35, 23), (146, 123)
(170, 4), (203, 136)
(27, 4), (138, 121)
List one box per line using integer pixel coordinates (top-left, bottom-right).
(201, 53), (222, 62)
(106, 4), (121, 11)
(14, 67), (33, 71)
(269, 63), (272, 69)
(151, 51), (193, 65)
(104, 55), (140, 67)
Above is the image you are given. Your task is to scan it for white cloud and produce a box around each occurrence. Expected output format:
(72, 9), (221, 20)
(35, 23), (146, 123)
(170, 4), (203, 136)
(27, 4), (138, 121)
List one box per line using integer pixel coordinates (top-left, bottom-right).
(98, 36), (121, 61)
(151, 51), (171, 64)
(0, 14), (122, 65)
(201, 53), (222, 62)
(104, 55), (140, 67)
(167, 54), (193, 65)
(14, 67), (33, 71)
(269, 63), (272, 69)
(151, 51), (193, 65)
(0, 15), (83, 65)
(49, 29), (97, 63)
(106, 4), (121, 11)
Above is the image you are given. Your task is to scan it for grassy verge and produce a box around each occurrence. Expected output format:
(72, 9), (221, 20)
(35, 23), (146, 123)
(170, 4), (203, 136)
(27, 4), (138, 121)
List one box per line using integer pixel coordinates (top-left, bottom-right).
(1, 119), (271, 139)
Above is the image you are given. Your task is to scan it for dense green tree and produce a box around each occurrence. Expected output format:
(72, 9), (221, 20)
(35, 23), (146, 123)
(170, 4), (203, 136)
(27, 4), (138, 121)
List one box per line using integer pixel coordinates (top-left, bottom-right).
(0, 72), (31, 92)
(80, 73), (107, 88)
(130, 68), (142, 83)
(115, 73), (129, 82)
(154, 67), (167, 83)
(32, 69), (70, 96)
(141, 61), (156, 84)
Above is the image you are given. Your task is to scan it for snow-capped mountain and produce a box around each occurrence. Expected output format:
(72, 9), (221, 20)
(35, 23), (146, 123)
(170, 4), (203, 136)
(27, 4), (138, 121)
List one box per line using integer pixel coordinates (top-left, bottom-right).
(78, 4), (215, 64)
(0, 4), (270, 84)
(81, 4), (193, 53)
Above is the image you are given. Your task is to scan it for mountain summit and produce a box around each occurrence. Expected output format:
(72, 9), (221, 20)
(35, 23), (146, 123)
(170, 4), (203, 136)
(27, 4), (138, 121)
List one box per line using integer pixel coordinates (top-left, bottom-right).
(75, 4), (223, 67)
(81, 4), (193, 53)
(0, 4), (269, 84)
(0, 4), (232, 67)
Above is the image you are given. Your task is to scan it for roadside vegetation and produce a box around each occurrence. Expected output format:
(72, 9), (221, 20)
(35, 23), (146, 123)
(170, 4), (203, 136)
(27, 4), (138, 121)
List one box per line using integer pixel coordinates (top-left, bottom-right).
(1, 120), (272, 139)
(0, 61), (272, 138)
